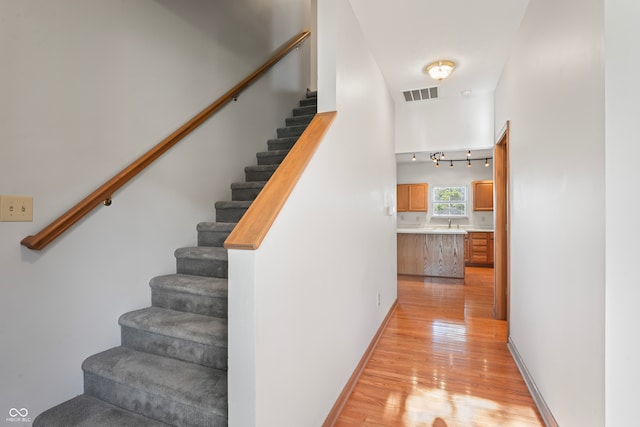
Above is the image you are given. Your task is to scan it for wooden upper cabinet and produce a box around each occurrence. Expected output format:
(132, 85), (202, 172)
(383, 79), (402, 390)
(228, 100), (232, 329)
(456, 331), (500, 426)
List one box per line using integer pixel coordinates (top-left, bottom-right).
(397, 183), (428, 212)
(473, 180), (494, 211)
(397, 184), (410, 212)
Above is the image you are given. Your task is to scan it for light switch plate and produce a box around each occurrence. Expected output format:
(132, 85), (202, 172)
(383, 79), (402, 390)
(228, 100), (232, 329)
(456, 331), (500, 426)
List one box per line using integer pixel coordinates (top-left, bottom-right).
(0, 195), (33, 222)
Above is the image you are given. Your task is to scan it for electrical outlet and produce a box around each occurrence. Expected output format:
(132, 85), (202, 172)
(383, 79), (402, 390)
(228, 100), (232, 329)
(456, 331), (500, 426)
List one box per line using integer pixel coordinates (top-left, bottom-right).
(0, 195), (33, 222)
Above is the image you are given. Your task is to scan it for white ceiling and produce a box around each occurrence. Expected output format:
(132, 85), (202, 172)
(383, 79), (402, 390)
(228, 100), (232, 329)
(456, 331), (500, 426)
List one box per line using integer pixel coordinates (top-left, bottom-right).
(349, 0), (530, 104)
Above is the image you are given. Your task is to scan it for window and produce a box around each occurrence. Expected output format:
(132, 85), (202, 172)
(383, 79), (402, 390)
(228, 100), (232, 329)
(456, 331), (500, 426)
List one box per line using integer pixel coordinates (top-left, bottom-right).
(432, 186), (467, 217)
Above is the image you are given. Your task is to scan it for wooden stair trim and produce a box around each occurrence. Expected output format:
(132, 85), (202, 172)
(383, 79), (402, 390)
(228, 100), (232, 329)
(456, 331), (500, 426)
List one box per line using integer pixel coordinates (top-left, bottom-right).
(20, 30), (311, 251)
(224, 111), (337, 250)
(322, 299), (399, 427)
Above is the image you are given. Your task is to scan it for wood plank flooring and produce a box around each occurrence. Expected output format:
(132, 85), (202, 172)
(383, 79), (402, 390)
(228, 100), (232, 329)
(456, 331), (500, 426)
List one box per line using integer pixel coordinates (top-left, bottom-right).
(334, 267), (544, 427)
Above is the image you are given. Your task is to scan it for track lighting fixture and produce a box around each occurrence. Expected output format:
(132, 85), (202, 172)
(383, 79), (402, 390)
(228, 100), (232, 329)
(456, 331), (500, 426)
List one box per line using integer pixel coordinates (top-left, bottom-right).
(410, 150), (492, 169)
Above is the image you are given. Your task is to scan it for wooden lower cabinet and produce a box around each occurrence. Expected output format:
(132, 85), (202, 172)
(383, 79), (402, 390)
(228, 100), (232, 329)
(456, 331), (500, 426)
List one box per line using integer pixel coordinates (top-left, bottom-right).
(397, 233), (465, 279)
(465, 232), (494, 267)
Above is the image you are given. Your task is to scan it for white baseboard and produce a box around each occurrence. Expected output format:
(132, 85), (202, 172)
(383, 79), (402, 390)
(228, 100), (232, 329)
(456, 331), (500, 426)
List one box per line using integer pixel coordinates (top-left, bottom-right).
(507, 338), (559, 427)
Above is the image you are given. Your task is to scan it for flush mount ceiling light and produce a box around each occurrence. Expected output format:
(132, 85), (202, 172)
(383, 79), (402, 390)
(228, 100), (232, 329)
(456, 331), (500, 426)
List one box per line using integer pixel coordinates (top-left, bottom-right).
(425, 60), (456, 81)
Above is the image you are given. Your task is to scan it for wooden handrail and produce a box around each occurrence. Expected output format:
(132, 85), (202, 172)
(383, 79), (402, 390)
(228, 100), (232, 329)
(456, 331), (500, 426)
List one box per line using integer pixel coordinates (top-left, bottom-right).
(224, 111), (337, 251)
(21, 30), (311, 251)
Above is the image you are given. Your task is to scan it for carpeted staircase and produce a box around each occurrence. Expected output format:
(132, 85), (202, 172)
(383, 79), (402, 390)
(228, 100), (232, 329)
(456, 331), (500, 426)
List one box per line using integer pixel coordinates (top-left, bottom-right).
(33, 91), (317, 427)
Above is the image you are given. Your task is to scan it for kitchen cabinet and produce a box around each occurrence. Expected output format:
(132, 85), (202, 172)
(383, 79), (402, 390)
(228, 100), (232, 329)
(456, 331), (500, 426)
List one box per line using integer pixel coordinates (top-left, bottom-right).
(397, 183), (428, 212)
(466, 232), (494, 267)
(464, 234), (470, 263)
(397, 231), (465, 279)
(473, 180), (494, 211)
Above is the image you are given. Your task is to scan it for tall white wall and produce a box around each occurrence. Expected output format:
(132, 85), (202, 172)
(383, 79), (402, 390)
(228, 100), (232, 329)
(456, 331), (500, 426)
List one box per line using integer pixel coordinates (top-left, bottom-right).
(0, 0), (309, 420)
(494, 0), (605, 425)
(395, 93), (494, 154)
(397, 161), (493, 228)
(604, 0), (640, 425)
(228, 0), (397, 425)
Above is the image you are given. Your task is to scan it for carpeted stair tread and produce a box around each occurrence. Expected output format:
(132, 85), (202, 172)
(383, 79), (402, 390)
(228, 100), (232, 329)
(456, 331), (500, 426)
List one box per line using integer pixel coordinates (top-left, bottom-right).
(150, 274), (227, 318)
(307, 90), (317, 98)
(267, 137), (299, 151)
(257, 149), (289, 159)
(214, 201), (252, 209)
(175, 246), (228, 261)
(196, 222), (236, 233)
(230, 181), (267, 190)
(83, 346), (227, 423)
(276, 124), (307, 138)
(293, 105), (316, 116)
(119, 307), (227, 369)
(196, 222), (236, 247)
(230, 181), (266, 201)
(285, 114), (314, 126)
(33, 395), (172, 427)
(119, 307), (227, 348)
(256, 149), (290, 165)
(299, 97), (317, 107)
(150, 274), (227, 299)
(175, 246), (228, 278)
(245, 164), (278, 174)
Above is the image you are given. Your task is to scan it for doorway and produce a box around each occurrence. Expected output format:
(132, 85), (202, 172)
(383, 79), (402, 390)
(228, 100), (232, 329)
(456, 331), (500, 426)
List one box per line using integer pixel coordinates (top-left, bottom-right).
(493, 121), (510, 323)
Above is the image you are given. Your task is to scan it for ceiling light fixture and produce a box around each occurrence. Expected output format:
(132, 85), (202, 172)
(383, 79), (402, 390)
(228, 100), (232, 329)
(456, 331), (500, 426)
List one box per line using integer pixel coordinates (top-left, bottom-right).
(412, 153), (416, 161)
(467, 159), (472, 168)
(467, 150), (471, 157)
(485, 158), (490, 167)
(425, 60), (456, 81)
(450, 160), (454, 168)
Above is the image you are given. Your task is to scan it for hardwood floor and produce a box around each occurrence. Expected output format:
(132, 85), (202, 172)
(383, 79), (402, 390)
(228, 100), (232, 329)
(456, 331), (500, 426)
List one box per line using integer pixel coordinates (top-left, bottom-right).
(334, 267), (544, 427)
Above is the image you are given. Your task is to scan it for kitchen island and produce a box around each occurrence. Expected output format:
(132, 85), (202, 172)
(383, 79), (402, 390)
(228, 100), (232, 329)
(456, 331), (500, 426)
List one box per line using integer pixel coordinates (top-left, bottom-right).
(397, 228), (466, 279)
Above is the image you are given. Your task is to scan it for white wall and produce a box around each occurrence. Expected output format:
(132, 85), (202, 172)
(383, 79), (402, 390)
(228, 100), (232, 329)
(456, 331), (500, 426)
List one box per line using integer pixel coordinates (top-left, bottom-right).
(0, 0), (309, 421)
(397, 161), (493, 228)
(494, 0), (605, 425)
(395, 93), (494, 154)
(228, 0), (397, 425)
(604, 0), (640, 425)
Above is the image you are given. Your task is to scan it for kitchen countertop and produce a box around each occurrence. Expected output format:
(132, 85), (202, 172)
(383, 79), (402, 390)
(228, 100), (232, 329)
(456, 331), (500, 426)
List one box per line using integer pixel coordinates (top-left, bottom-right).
(397, 227), (494, 235)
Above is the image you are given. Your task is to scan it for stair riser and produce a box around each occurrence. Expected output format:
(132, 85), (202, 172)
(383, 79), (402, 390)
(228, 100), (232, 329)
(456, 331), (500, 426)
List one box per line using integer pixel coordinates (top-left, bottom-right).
(84, 374), (226, 427)
(277, 126), (306, 138)
(257, 153), (287, 166)
(177, 258), (228, 278)
(245, 169), (276, 182)
(197, 230), (232, 247)
(285, 115), (313, 126)
(216, 207), (248, 223)
(268, 138), (297, 151)
(232, 187), (263, 201)
(299, 98), (317, 107)
(152, 290), (227, 318)
(293, 105), (316, 117)
(121, 327), (227, 370)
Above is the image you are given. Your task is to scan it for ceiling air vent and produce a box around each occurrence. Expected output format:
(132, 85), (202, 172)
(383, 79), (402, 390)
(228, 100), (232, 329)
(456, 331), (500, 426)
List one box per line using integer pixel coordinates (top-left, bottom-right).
(402, 86), (438, 102)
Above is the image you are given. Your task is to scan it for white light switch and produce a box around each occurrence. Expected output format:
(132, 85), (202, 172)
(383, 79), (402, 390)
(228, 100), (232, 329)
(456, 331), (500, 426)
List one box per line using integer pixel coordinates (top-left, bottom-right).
(0, 195), (33, 222)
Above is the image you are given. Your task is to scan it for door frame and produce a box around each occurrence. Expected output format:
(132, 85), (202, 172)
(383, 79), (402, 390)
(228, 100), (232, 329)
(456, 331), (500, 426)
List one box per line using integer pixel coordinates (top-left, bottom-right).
(494, 121), (510, 325)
